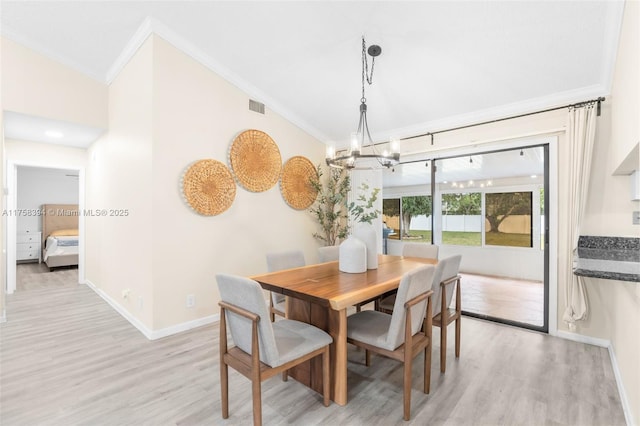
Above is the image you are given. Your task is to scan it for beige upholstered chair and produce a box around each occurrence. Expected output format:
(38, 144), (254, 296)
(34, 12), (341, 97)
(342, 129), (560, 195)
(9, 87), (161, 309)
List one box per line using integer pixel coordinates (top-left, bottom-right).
(317, 245), (340, 263)
(376, 242), (439, 312)
(402, 242), (439, 259)
(431, 254), (462, 373)
(378, 255), (462, 373)
(346, 265), (435, 421)
(266, 250), (305, 321)
(217, 274), (332, 426)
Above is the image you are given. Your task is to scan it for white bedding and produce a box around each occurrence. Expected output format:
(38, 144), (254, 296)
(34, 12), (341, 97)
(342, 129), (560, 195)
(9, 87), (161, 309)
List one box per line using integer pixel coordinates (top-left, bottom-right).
(44, 236), (79, 262)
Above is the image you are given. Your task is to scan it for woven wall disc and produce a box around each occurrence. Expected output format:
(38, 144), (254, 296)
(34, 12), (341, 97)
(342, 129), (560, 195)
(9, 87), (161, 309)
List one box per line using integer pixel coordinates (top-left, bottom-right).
(182, 159), (236, 216)
(229, 130), (282, 192)
(280, 156), (319, 210)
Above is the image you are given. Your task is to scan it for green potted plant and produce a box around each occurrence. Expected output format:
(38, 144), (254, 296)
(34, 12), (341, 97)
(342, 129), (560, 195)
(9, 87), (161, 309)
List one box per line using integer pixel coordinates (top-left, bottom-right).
(308, 166), (350, 246)
(349, 182), (381, 269)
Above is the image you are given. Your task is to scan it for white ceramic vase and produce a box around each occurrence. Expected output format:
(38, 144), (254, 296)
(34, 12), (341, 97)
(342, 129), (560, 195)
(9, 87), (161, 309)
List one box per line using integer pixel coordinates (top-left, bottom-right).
(339, 235), (367, 273)
(353, 222), (378, 269)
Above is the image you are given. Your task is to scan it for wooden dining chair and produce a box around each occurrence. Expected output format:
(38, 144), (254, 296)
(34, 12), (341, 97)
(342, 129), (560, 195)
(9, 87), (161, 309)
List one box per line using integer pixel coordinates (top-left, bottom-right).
(216, 273), (332, 426)
(431, 254), (462, 373)
(376, 242), (439, 312)
(346, 264), (435, 421)
(378, 255), (462, 373)
(266, 250), (305, 321)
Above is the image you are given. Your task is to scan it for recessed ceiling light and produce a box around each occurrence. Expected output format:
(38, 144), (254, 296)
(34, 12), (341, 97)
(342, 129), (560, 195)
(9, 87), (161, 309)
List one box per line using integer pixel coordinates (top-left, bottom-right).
(45, 130), (64, 138)
(531, 174), (537, 178)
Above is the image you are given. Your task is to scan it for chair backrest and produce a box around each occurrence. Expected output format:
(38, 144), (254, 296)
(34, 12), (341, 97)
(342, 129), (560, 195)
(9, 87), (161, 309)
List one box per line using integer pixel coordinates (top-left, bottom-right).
(430, 255), (462, 316)
(266, 250), (306, 272)
(317, 246), (340, 263)
(402, 242), (439, 260)
(386, 264), (436, 350)
(216, 273), (280, 366)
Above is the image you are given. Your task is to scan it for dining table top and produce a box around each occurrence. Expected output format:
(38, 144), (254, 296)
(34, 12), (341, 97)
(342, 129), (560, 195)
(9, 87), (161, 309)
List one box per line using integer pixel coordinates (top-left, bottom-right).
(250, 254), (437, 311)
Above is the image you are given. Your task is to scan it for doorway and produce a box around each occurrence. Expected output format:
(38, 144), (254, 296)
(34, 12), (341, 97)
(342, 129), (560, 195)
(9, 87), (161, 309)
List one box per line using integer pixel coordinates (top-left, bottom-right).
(383, 139), (553, 332)
(6, 163), (85, 295)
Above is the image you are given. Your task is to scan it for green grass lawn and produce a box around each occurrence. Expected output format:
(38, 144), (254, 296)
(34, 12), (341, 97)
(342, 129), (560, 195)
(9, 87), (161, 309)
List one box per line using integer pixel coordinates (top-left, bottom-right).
(390, 230), (535, 247)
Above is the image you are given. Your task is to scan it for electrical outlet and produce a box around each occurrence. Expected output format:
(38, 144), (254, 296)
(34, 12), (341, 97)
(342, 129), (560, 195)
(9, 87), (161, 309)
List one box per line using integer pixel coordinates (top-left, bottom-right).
(186, 294), (195, 308)
(633, 211), (640, 225)
(122, 288), (131, 299)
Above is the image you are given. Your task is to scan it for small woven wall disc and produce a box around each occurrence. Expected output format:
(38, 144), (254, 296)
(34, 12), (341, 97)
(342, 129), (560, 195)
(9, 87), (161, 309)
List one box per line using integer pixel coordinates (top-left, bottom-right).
(280, 156), (319, 210)
(229, 129), (282, 192)
(182, 159), (236, 216)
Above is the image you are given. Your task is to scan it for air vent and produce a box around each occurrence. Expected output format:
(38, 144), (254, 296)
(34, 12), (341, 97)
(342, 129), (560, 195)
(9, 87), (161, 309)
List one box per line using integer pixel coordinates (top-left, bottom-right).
(249, 99), (265, 114)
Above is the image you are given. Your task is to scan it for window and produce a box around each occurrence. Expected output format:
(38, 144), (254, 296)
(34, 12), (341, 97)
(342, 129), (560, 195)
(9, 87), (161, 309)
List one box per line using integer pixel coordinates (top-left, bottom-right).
(441, 193), (481, 246)
(485, 191), (532, 247)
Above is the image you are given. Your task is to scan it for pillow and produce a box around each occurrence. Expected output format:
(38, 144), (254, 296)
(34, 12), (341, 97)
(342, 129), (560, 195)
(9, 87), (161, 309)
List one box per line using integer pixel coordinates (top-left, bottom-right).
(50, 228), (79, 237)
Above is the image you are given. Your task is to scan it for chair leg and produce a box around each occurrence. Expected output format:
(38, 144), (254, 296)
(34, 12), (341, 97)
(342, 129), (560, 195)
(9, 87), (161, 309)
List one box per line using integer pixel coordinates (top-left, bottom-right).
(424, 343), (431, 394)
(403, 356), (413, 421)
(455, 317), (461, 358)
(440, 324), (447, 373)
(221, 361), (229, 419)
(322, 346), (330, 407)
(365, 350), (371, 367)
(252, 374), (262, 426)
(282, 370), (288, 381)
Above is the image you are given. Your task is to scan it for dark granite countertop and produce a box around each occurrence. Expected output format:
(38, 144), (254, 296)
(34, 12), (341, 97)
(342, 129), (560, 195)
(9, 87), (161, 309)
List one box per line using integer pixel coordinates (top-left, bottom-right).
(573, 236), (640, 283)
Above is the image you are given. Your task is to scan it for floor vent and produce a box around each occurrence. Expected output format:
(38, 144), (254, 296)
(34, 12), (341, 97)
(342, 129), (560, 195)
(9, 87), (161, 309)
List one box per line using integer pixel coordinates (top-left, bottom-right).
(249, 99), (265, 114)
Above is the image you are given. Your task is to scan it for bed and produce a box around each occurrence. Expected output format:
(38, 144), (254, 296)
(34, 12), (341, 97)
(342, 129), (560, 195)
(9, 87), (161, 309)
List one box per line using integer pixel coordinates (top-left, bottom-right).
(42, 204), (79, 271)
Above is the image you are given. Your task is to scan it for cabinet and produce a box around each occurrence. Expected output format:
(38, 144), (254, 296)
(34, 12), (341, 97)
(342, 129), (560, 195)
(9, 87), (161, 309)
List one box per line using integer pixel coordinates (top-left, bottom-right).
(17, 231), (42, 263)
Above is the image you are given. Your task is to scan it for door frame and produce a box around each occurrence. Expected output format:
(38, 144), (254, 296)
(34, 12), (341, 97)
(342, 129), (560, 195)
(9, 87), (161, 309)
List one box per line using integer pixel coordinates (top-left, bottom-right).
(5, 161), (85, 295)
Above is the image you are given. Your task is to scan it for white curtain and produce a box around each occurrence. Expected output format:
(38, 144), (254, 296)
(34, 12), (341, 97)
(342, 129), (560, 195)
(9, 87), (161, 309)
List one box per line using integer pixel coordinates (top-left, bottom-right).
(562, 104), (597, 330)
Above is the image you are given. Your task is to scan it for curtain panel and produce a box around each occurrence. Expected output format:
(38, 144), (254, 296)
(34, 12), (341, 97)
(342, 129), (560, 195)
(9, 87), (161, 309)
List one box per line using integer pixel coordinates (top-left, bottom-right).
(562, 104), (597, 329)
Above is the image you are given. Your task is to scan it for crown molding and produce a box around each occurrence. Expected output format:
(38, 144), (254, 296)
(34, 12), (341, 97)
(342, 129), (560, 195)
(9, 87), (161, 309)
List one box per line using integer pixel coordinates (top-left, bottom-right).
(105, 17), (329, 143)
(104, 16), (154, 84)
(1, 26), (105, 83)
(380, 84), (607, 144)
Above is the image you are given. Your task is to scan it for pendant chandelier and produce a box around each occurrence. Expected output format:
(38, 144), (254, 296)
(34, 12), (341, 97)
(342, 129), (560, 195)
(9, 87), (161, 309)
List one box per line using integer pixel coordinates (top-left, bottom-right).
(325, 36), (400, 170)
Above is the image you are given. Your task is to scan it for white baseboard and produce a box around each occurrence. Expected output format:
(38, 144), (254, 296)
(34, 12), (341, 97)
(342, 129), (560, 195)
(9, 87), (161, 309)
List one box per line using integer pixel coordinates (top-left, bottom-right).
(84, 280), (218, 341)
(557, 330), (634, 426)
(148, 314), (219, 340)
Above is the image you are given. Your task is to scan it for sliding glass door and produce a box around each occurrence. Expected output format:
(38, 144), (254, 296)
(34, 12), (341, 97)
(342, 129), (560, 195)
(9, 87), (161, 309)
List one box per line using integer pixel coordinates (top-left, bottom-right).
(383, 144), (549, 332)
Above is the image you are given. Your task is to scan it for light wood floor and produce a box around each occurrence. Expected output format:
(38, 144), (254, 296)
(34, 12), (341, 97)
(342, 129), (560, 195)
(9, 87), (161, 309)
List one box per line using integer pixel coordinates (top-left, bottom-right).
(459, 273), (544, 327)
(0, 266), (625, 425)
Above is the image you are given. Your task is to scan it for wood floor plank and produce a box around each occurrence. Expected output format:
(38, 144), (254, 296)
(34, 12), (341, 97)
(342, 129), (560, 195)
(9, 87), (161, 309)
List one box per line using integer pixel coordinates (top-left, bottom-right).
(0, 265), (626, 425)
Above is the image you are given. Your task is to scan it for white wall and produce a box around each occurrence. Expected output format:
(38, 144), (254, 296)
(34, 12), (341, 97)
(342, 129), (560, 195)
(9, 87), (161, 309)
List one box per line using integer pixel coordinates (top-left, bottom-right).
(16, 167), (79, 232)
(149, 35), (325, 330)
(84, 35), (326, 333)
(576, 2), (640, 424)
(85, 36), (155, 329)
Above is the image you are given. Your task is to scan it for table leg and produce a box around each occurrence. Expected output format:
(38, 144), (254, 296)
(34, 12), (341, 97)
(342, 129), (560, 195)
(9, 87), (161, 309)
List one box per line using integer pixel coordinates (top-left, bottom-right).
(328, 308), (348, 406)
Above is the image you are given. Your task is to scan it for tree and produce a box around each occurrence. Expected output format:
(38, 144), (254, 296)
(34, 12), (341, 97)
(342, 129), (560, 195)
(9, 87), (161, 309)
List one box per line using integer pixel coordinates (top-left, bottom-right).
(309, 166), (350, 246)
(485, 192), (531, 233)
(442, 193), (481, 215)
(400, 196), (431, 237)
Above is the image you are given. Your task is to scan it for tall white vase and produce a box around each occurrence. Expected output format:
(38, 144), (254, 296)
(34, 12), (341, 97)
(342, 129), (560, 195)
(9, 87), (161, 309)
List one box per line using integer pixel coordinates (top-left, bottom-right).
(339, 236), (367, 273)
(353, 222), (378, 269)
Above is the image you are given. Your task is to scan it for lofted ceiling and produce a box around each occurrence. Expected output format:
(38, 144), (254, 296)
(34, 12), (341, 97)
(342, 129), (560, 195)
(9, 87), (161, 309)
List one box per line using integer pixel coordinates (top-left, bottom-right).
(0, 1), (625, 149)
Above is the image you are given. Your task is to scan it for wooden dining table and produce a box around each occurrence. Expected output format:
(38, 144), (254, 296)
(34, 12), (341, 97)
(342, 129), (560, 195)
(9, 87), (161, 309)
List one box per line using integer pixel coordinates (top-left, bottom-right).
(250, 254), (437, 406)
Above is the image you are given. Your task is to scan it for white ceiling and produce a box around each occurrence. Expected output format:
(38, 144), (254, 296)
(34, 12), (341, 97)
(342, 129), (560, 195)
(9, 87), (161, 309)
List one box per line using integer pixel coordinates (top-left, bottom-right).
(1, 1), (624, 149)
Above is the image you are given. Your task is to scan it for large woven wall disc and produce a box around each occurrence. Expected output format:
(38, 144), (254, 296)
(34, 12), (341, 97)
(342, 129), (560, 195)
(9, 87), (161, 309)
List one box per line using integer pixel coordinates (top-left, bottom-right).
(280, 156), (319, 210)
(182, 159), (236, 216)
(229, 129), (282, 192)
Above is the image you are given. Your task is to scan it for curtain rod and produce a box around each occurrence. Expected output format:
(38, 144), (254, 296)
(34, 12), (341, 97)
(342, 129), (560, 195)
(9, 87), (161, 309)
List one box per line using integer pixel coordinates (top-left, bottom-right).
(402, 96), (605, 144)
